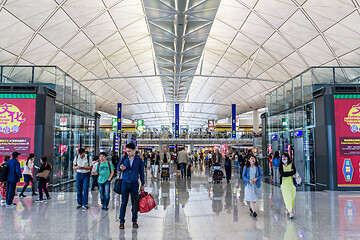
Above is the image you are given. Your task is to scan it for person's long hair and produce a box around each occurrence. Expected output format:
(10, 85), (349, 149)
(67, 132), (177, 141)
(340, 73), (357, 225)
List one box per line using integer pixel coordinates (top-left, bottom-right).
(281, 152), (293, 165)
(274, 151), (280, 159)
(26, 153), (35, 166)
(245, 155), (259, 168)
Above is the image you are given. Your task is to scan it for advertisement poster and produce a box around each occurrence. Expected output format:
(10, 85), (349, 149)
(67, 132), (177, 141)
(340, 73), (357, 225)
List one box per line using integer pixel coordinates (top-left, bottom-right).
(334, 95), (360, 187)
(0, 94), (36, 183)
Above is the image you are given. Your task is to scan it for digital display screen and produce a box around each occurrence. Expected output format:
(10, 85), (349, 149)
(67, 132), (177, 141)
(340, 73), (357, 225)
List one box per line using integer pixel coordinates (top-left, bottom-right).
(0, 94), (36, 183)
(334, 95), (360, 187)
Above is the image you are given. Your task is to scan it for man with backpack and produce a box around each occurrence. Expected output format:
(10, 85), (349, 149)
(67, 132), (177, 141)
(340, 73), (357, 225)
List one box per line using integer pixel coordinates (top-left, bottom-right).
(73, 148), (92, 210)
(5, 152), (22, 207)
(94, 152), (114, 210)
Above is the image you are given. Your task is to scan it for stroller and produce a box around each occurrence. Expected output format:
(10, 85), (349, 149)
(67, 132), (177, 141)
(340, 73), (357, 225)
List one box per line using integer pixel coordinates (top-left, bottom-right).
(212, 164), (223, 184)
(161, 164), (170, 181)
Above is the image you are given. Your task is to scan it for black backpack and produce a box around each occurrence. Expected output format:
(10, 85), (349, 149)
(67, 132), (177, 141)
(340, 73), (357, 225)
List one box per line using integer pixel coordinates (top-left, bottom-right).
(0, 163), (8, 182)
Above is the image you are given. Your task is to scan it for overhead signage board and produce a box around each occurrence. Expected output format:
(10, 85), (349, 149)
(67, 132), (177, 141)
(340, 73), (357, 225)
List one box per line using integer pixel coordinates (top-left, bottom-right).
(175, 104), (179, 138)
(112, 118), (117, 131)
(137, 119), (144, 132)
(232, 104), (236, 138)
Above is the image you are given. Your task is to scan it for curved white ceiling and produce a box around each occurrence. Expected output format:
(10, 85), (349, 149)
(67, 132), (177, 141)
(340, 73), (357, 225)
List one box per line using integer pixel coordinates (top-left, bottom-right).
(0, 0), (359, 128)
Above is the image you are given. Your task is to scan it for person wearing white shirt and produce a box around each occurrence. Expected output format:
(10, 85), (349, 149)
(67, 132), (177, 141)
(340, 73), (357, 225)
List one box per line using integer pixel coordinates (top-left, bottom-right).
(19, 153), (38, 197)
(73, 148), (92, 210)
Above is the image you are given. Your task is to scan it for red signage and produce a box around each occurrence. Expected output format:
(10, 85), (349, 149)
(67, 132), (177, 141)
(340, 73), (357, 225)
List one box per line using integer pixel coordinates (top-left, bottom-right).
(0, 96), (36, 183)
(208, 120), (214, 132)
(334, 96), (360, 187)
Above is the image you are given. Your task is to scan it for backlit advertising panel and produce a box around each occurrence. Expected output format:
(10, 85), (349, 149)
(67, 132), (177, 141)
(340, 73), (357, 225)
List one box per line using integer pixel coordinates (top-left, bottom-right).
(0, 94), (36, 183)
(334, 95), (360, 187)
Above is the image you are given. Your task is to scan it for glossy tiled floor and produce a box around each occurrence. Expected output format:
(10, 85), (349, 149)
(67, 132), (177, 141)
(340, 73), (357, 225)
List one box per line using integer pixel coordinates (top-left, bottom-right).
(1, 164), (360, 240)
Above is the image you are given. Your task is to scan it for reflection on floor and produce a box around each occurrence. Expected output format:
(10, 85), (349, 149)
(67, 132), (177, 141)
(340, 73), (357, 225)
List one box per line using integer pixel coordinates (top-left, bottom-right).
(1, 164), (360, 240)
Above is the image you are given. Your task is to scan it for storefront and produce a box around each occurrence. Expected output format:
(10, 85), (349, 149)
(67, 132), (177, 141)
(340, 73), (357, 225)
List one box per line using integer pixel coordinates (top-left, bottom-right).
(264, 67), (360, 190)
(0, 66), (97, 191)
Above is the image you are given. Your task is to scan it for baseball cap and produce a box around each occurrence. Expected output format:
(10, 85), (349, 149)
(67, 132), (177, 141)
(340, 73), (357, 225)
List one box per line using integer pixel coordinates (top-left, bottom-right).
(12, 152), (21, 157)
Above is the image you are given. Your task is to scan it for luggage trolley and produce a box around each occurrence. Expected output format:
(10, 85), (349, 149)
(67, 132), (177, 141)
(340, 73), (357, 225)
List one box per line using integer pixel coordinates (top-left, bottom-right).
(161, 164), (170, 181)
(212, 164), (223, 184)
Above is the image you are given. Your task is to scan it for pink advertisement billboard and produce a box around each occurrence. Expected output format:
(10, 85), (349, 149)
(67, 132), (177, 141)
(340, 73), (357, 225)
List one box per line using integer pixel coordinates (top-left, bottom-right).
(334, 95), (360, 187)
(0, 94), (36, 183)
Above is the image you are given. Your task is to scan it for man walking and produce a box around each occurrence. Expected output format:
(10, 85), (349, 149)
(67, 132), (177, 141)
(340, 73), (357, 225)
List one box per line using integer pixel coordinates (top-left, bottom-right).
(211, 148), (222, 165)
(118, 142), (145, 229)
(6, 152), (22, 207)
(73, 148), (92, 210)
(177, 148), (188, 178)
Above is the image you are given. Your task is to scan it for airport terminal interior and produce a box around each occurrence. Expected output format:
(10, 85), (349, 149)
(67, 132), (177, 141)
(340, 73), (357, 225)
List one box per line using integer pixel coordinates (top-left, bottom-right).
(1, 0), (360, 239)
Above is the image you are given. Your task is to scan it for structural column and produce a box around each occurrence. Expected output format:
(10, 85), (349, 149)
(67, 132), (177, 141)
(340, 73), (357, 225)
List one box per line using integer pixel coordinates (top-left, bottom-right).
(253, 109), (259, 134)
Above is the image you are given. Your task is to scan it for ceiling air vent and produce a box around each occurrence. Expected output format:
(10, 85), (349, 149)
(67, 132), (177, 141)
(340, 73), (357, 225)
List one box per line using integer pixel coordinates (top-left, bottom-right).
(0, 86), (12, 92)
(45, 88), (57, 98)
(313, 87), (325, 99)
(333, 86), (357, 93)
(12, 86), (37, 92)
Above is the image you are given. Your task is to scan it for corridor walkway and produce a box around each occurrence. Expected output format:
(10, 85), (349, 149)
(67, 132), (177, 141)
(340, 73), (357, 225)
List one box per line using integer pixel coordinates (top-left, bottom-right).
(0, 165), (358, 240)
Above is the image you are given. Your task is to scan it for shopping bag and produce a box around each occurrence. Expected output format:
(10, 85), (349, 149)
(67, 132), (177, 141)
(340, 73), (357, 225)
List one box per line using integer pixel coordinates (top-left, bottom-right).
(36, 170), (50, 179)
(145, 193), (156, 210)
(139, 191), (156, 213)
(113, 178), (123, 195)
(293, 171), (302, 187)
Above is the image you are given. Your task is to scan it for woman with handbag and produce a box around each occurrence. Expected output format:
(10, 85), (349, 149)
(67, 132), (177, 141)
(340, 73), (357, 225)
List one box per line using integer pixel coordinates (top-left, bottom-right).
(35, 156), (51, 202)
(19, 153), (38, 197)
(279, 152), (297, 219)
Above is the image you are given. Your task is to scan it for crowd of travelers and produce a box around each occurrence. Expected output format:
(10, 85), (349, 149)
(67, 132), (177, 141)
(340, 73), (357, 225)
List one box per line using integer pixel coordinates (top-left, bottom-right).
(0, 144), (298, 230)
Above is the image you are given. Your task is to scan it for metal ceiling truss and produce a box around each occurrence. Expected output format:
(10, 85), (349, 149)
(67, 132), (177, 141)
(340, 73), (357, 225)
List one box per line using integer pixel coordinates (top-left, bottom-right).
(143, 0), (222, 102)
(80, 74), (282, 83)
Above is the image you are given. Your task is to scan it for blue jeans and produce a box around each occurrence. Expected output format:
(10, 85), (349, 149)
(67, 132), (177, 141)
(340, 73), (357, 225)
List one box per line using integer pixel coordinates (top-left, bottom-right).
(98, 180), (111, 208)
(76, 172), (90, 206)
(120, 182), (139, 223)
(6, 182), (16, 205)
(180, 163), (187, 178)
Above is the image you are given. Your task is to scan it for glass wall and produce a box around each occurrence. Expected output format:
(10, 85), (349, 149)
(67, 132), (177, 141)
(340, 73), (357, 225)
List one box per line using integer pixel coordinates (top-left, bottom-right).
(0, 66), (96, 189)
(265, 67), (360, 185)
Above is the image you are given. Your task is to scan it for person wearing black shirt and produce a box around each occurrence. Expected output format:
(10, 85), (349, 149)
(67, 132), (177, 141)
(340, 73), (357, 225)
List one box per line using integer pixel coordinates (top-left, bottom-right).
(36, 156), (52, 202)
(224, 152), (232, 183)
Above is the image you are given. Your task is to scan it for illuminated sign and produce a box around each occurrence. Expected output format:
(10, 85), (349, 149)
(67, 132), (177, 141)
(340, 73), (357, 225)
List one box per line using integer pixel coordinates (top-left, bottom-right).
(334, 95), (360, 187)
(117, 103), (122, 136)
(282, 118), (289, 131)
(88, 120), (95, 132)
(208, 119), (215, 132)
(343, 159), (354, 182)
(271, 134), (278, 140)
(0, 94), (36, 184)
(294, 131), (303, 137)
(60, 118), (67, 126)
(112, 118), (117, 131)
(232, 104), (236, 138)
(137, 119), (144, 132)
(175, 104), (179, 138)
